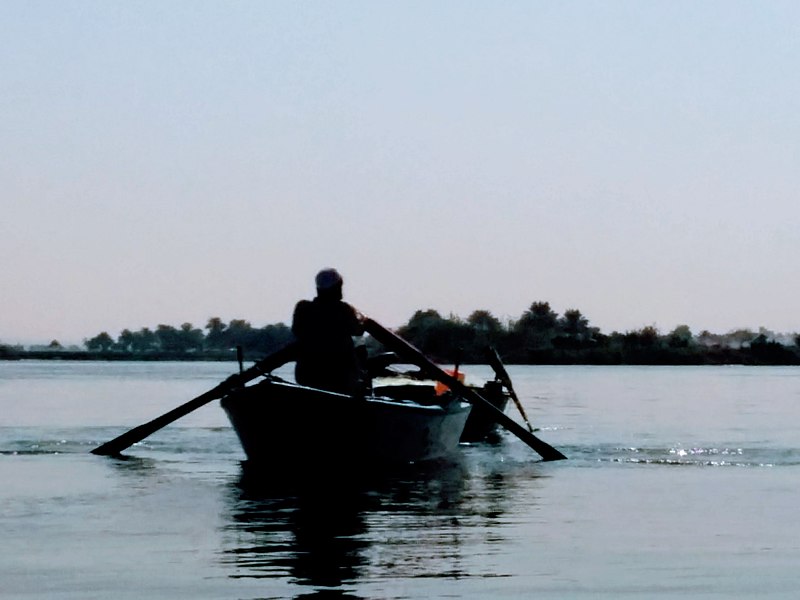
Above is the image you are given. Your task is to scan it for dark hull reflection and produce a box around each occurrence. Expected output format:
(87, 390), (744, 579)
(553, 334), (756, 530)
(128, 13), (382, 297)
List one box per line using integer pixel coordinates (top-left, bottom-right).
(222, 458), (466, 587)
(220, 444), (540, 594)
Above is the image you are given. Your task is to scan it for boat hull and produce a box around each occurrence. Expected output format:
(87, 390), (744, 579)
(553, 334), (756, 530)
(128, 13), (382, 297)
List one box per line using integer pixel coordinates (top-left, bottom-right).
(221, 379), (472, 467)
(372, 379), (510, 443)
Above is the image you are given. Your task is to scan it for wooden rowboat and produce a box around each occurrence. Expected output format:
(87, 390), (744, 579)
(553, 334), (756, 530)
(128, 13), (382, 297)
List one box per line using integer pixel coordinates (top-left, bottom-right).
(220, 377), (472, 467)
(92, 321), (564, 463)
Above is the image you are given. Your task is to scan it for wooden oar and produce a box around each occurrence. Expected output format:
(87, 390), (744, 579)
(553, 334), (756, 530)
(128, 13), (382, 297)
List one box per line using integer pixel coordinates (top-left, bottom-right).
(91, 342), (297, 456)
(486, 346), (536, 433)
(362, 318), (567, 461)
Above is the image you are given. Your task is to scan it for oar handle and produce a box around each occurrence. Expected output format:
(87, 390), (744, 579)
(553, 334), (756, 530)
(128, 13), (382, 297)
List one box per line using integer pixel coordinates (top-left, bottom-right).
(486, 347), (513, 387)
(486, 346), (535, 433)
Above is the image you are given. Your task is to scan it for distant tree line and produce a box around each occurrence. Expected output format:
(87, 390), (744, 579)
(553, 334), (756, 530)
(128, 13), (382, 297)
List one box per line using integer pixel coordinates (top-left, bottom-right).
(0, 318), (293, 361)
(392, 303), (800, 365)
(79, 318), (294, 359)
(3, 302), (800, 365)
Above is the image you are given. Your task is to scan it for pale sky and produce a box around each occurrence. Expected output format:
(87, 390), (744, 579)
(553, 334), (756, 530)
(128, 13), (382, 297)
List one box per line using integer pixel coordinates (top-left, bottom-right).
(2, 1), (799, 345)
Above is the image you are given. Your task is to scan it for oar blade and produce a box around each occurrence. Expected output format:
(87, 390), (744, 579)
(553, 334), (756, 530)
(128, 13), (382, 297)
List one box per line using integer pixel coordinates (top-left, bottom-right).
(90, 385), (225, 456)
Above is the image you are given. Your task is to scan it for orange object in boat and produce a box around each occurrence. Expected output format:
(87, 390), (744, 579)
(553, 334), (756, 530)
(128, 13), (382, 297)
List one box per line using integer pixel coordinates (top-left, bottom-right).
(435, 368), (465, 395)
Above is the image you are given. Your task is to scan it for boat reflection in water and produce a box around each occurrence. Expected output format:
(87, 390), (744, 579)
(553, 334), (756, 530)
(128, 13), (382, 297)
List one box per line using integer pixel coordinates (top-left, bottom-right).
(224, 464), (372, 588)
(219, 446), (534, 596)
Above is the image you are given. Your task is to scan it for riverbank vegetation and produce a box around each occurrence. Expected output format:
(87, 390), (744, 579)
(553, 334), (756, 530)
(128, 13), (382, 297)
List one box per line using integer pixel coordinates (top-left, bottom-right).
(394, 304), (800, 366)
(3, 302), (800, 365)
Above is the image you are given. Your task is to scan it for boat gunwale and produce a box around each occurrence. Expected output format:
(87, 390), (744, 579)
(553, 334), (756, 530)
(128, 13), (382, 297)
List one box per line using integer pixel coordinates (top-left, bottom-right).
(221, 378), (471, 417)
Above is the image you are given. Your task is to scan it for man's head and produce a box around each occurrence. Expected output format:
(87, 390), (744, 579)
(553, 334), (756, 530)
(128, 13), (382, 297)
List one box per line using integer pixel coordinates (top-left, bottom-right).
(315, 268), (343, 300)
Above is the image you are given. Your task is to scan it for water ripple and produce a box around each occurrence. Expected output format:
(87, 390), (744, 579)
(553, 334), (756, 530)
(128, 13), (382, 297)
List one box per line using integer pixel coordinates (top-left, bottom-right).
(567, 443), (800, 468)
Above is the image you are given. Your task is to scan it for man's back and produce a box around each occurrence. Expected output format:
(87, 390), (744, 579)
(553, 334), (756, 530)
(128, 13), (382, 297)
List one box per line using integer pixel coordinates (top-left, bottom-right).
(292, 295), (363, 394)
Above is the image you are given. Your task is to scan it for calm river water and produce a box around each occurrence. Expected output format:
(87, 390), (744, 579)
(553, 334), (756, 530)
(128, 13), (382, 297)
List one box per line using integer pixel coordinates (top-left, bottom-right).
(1, 361), (798, 599)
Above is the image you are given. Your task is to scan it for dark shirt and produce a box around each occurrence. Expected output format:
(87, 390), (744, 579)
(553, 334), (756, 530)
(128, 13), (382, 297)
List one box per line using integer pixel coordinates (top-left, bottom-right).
(292, 297), (364, 394)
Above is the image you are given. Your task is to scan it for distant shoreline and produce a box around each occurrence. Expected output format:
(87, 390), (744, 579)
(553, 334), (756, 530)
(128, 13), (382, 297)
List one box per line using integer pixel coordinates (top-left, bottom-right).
(4, 304), (800, 367)
(0, 350), (240, 362)
(2, 348), (799, 366)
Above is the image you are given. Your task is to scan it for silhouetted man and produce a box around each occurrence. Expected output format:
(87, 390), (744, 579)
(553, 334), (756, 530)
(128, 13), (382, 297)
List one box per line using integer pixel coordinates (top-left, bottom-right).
(292, 268), (364, 394)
